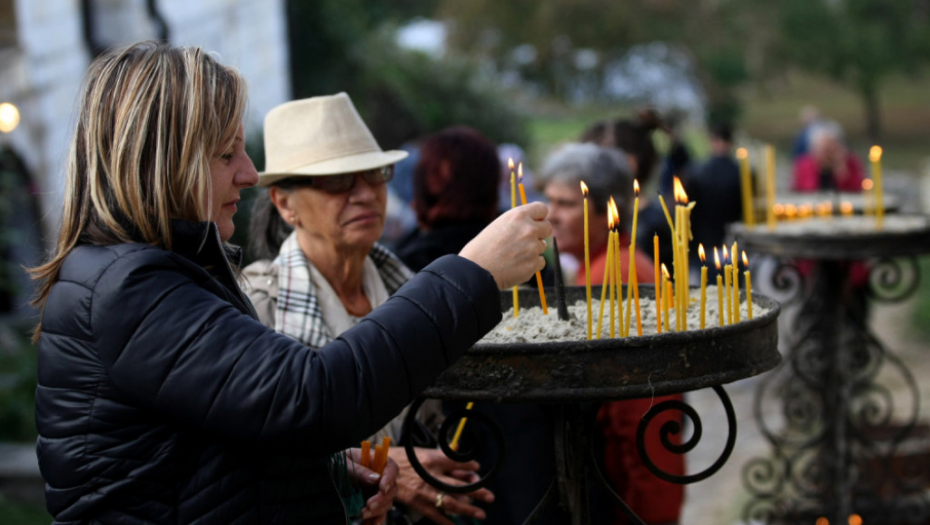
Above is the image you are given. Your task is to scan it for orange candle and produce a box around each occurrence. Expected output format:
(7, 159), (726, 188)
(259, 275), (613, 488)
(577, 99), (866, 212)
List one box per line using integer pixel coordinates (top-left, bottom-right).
(510, 158), (519, 318)
(654, 233), (662, 334)
(360, 440), (371, 468)
(518, 163), (548, 315)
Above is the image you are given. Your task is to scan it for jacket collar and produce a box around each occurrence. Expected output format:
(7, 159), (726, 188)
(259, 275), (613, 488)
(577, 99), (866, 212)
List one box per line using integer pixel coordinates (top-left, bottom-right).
(169, 219), (243, 266)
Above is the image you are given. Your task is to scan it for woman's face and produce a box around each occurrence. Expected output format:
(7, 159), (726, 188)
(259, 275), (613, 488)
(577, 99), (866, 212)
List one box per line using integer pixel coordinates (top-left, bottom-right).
(544, 180), (608, 260)
(207, 125), (259, 241)
(275, 171), (388, 254)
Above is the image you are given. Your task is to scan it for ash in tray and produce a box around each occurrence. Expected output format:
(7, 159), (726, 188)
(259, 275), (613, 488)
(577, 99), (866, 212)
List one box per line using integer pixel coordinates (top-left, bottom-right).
(769, 215), (930, 236)
(480, 286), (768, 344)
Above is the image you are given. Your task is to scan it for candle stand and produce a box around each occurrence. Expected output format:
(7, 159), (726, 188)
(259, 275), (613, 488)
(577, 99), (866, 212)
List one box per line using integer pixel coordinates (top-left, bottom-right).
(733, 217), (930, 524)
(403, 286), (781, 525)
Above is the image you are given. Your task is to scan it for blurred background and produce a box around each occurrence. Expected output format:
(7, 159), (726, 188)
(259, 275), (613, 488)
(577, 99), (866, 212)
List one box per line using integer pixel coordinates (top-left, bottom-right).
(1, 1), (929, 523)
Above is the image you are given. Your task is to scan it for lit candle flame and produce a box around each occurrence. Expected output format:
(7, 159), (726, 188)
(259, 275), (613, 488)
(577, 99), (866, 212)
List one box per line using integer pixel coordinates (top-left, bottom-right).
(773, 203), (785, 217)
(785, 204), (798, 218)
(848, 514), (862, 525)
(714, 247), (721, 270)
(698, 244), (706, 263)
(742, 251), (749, 267)
(869, 146), (883, 162)
(723, 245), (729, 263)
(508, 157), (515, 171)
(607, 198), (615, 228)
(736, 147), (748, 160)
(841, 201), (854, 215)
(0, 102), (20, 133)
(580, 180), (588, 196)
(633, 179), (640, 197)
(661, 263), (670, 279)
(673, 176), (688, 204)
(609, 196), (619, 227)
(518, 162), (523, 183)
(862, 179), (873, 191)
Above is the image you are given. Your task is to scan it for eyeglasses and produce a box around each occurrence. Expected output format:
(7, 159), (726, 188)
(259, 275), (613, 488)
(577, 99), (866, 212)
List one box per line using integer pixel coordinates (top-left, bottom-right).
(295, 165), (394, 194)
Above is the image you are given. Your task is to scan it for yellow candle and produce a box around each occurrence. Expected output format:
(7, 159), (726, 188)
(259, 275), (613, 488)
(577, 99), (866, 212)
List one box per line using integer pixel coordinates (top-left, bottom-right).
(675, 205), (684, 332)
(862, 179), (874, 216)
(581, 182), (591, 338)
(614, 222), (623, 337)
(714, 247), (724, 327)
(743, 251), (753, 320)
(654, 234), (662, 334)
(870, 146), (884, 229)
(723, 246), (733, 325)
(625, 183), (640, 337)
(608, 231), (616, 339)
(510, 159), (519, 318)
(596, 229), (613, 340)
(737, 148), (754, 227)
(449, 401), (474, 451)
(518, 163), (548, 315)
(732, 242), (740, 323)
(699, 244), (707, 329)
(765, 144), (776, 230)
(662, 264), (672, 332)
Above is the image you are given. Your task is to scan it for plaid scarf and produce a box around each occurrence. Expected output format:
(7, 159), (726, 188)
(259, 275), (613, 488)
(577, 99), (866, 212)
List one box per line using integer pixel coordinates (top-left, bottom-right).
(273, 232), (413, 349)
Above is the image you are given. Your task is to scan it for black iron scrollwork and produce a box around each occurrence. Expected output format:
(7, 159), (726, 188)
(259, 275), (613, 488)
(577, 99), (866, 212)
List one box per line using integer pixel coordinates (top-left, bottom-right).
(868, 257), (920, 303)
(401, 397), (505, 494)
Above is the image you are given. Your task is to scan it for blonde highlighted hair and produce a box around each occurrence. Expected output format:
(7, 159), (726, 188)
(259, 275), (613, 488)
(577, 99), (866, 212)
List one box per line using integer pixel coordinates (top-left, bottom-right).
(30, 41), (247, 337)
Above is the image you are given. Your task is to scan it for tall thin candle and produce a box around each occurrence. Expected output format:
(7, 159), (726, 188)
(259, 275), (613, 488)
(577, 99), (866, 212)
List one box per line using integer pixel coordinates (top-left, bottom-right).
(737, 148), (755, 227)
(765, 145), (776, 229)
(626, 182), (640, 337)
(743, 251), (753, 320)
(862, 179), (874, 217)
(661, 264), (671, 333)
(870, 146), (884, 229)
(723, 245), (733, 325)
(715, 247), (724, 327)
(699, 244), (707, 329)
(518, 163), (548, 314)
(581, 181), (591, 339)
(654, 234), (662, 334)
(732, 241), (741, 323)
(510, 158), (519, 318)
(613, 216), (624, 337)
(596, 228), (613, 340)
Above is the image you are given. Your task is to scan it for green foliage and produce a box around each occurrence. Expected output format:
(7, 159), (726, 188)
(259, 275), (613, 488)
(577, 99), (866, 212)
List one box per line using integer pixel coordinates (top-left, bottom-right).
(0, 323), (38, 442)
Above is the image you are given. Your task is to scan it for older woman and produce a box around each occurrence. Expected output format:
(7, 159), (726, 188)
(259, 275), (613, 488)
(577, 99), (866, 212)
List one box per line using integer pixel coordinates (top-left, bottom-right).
(32, 43), (549, 525)
(793, 119), (864, 192)
(244, 96), (495, 525)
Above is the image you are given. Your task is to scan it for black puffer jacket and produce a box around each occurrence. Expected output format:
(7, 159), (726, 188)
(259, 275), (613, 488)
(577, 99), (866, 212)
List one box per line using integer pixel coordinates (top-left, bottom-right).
(35, 220), (501, 524)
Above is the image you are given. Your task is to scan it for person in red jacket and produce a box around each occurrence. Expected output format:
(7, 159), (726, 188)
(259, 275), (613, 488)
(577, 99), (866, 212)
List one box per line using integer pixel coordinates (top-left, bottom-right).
(793, 120), (865, 192)
(542, 143), (685, 525)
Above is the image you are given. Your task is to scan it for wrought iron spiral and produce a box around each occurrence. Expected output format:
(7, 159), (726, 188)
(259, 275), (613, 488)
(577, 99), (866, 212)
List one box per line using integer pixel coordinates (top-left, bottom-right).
(868, 257), (920, 303)
(769, 259), (805, 305)
(635, 385), (737, 484)
(401, 397), (506, 494)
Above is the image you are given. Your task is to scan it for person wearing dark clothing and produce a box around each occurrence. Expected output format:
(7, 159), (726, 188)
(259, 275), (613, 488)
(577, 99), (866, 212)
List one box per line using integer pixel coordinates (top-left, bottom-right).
(30, 42), (551, 525)
(685, 123), (743, 275)
(396, 127), (501, 273)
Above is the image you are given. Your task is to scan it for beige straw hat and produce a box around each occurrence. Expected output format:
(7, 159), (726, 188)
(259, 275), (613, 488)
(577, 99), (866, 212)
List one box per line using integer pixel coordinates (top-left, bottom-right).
(258, 93), (408, 187)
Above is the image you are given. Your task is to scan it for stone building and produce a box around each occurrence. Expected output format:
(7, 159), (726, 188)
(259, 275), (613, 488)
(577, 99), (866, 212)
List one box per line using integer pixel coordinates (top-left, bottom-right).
(0, 0), (290, 318)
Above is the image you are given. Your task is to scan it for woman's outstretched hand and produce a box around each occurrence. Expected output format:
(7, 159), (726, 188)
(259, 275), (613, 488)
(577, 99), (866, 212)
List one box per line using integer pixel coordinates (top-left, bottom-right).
(388, 447), (494, 525)
(460, 202), (552, 289)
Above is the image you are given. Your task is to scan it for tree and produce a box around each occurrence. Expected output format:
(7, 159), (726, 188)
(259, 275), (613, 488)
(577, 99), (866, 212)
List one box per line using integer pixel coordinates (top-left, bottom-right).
(769, 0), (930, 141)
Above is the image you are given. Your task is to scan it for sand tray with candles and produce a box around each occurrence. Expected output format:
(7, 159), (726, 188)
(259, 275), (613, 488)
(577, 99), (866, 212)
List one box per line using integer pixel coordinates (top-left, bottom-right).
(730, 214), (930, 260)
(424, 286), (780, 404)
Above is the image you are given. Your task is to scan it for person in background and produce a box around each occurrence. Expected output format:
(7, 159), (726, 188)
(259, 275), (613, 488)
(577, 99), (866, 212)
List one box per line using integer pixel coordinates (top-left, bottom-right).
(685, 122), (743, 275)
(395, 127), (501, 272)
(580, 109), (661, 188)
(244, 96), (501, 525)
(793, 119), (865, 192)
(792, 105), (822, 159)
(541, 143), (684, 525)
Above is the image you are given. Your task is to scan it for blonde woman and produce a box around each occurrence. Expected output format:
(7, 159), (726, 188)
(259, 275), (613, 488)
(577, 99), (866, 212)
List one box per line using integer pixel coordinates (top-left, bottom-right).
(30, 42), (550, 525)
